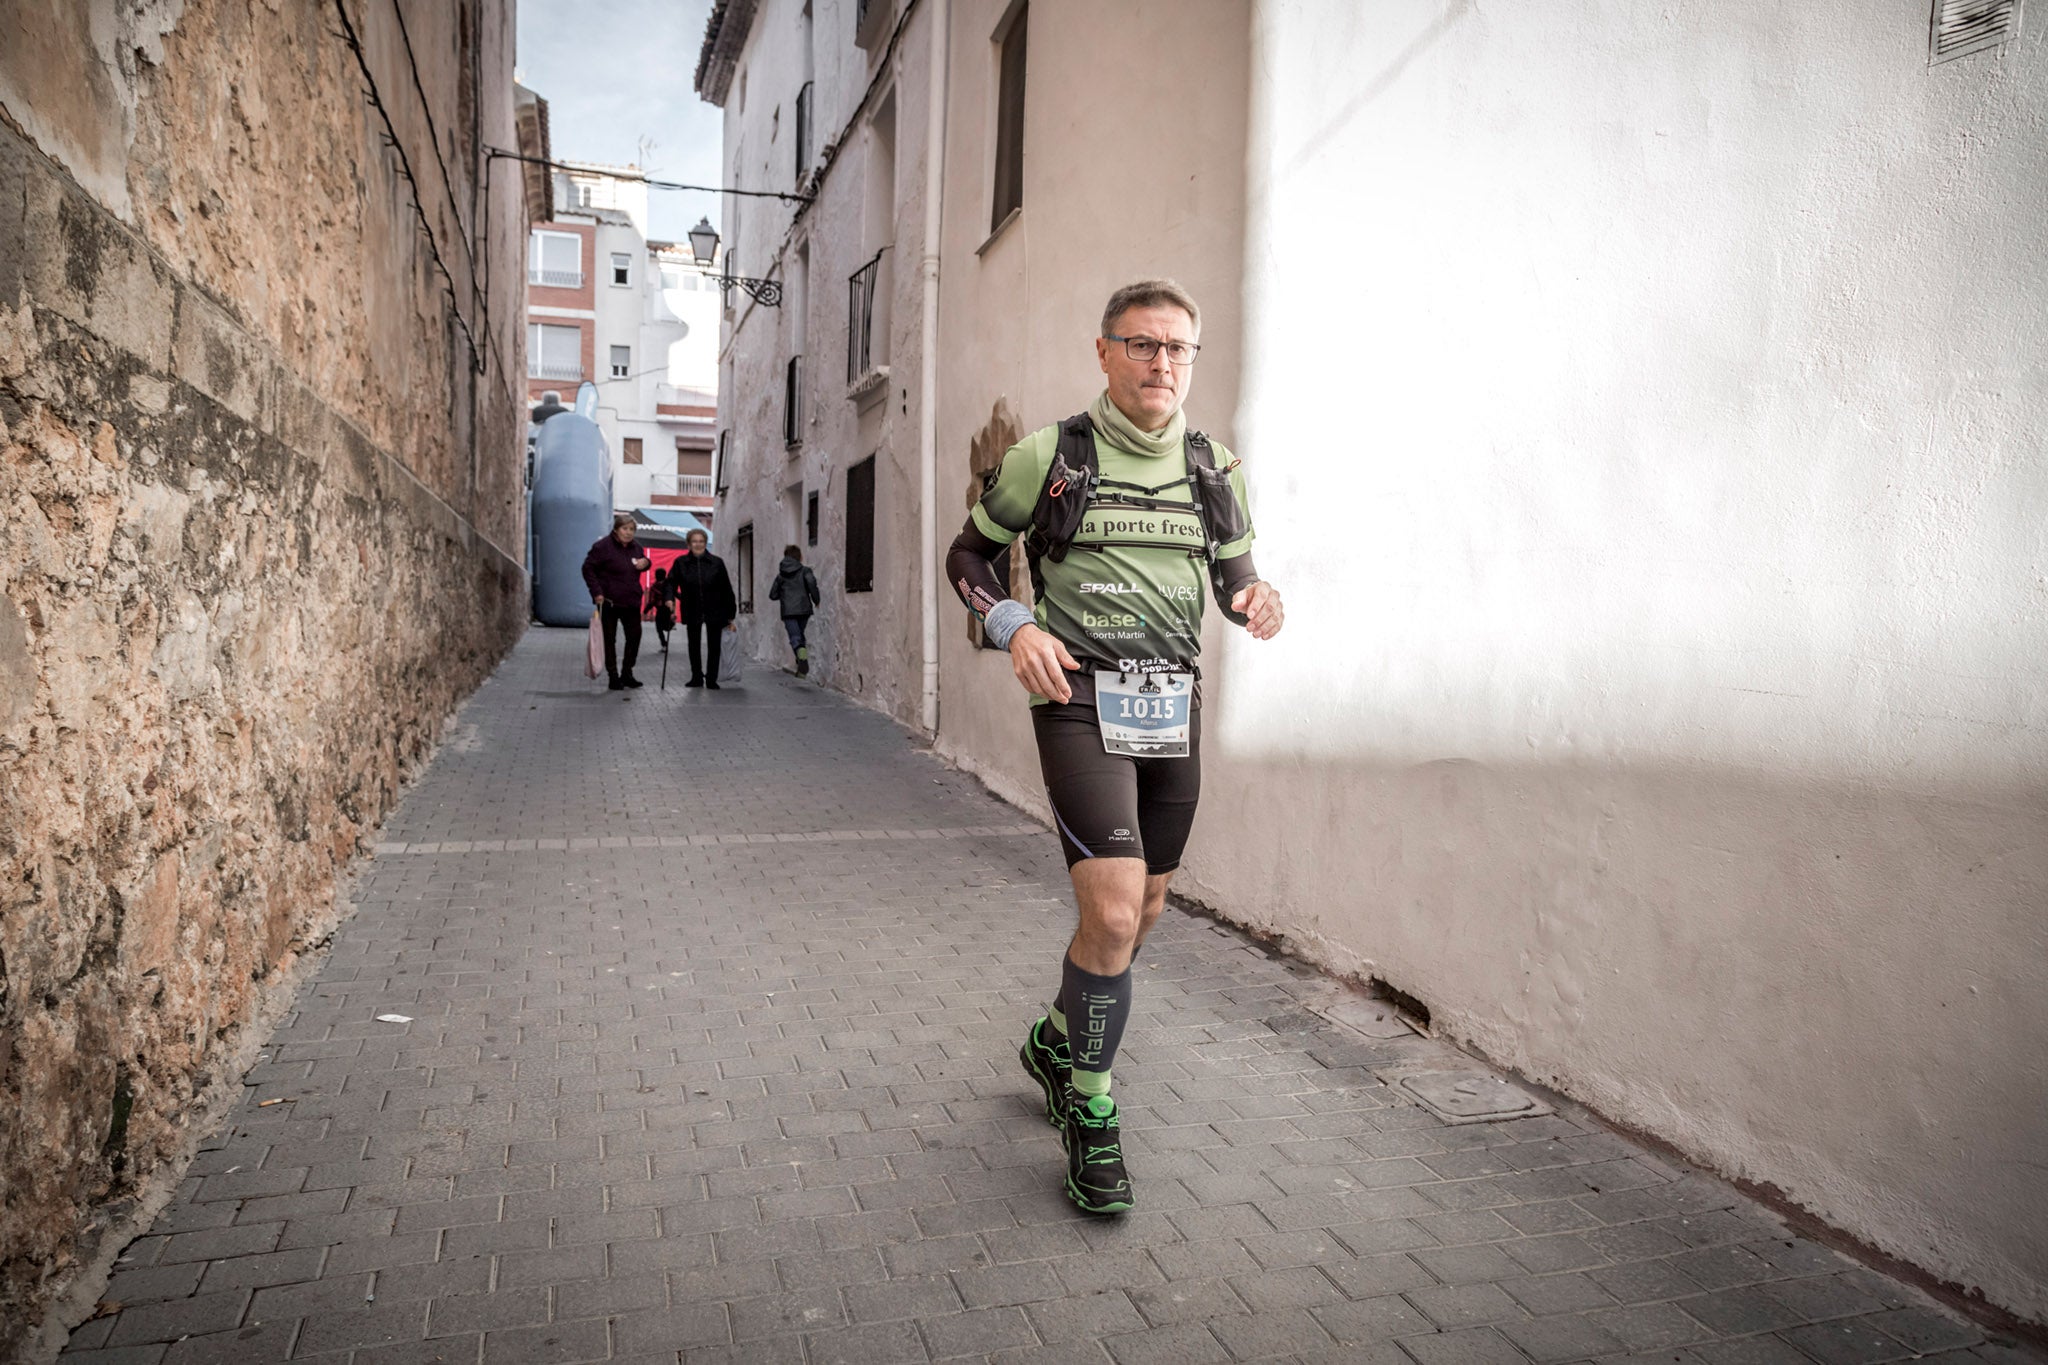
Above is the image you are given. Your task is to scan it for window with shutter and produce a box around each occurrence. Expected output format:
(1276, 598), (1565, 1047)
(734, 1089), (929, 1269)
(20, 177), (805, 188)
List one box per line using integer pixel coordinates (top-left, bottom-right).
(527, 323), (582, 379)
(1929, 0), (2019, 62)
(845, 456), (875, 593)
(529, 230), (582, 287)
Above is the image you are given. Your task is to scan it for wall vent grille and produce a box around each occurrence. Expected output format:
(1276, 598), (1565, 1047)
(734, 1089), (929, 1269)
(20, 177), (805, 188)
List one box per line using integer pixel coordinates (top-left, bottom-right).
(1930, 0), (2021, 63)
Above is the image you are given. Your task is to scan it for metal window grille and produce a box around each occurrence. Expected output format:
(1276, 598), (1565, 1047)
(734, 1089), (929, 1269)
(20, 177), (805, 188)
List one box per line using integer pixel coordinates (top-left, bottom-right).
(795, 82), (815, 180)
(1930, 0), (2020, 62)
(714, 430), (731, 494)
(845, 456), (875, 593)
(847, 250), (884, 383)
(784, 355), (805, 447)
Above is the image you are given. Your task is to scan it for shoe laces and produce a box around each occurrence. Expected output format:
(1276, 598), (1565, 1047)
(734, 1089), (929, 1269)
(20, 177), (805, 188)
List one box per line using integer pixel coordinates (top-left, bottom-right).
(1066, 1095), (1124, 1171)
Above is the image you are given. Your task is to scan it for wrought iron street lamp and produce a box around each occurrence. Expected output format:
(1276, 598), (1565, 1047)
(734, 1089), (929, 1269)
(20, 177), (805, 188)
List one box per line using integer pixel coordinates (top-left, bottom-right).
(688, 218), (782, 307)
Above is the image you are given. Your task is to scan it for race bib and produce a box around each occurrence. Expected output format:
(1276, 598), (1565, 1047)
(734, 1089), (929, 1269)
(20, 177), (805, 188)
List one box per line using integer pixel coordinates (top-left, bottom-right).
(1094, 669), (1193, 757)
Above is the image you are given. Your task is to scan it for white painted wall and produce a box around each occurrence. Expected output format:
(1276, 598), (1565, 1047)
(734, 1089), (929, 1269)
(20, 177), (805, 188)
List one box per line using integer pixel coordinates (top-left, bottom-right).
(1218, 0), (2048, 1317)
(580, 218), (690, 509)
(928, 0), (2048, 1323)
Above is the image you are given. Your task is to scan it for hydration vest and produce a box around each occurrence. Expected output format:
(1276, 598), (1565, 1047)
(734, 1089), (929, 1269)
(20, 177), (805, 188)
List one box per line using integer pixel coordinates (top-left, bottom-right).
(1017, 412), (1250, 600)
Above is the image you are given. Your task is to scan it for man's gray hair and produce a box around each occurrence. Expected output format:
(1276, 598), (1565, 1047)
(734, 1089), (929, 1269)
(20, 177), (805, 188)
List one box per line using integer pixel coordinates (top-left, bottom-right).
(1101, 279), (1200, 338)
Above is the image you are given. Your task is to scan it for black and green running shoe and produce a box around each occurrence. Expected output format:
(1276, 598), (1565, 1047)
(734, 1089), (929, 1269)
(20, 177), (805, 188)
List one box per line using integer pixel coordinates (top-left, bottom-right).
(1060, 1087), (1134, 1215)
(1018, 1017), (1069, 1128)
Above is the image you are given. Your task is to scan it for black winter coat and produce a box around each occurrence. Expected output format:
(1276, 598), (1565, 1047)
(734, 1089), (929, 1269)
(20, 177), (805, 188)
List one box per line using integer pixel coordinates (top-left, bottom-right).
(581, 533), (648, 609)
(668, 550), (737, 625)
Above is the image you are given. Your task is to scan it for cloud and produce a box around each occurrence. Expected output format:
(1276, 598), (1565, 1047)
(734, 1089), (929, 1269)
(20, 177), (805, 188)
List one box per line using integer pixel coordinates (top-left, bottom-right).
(516, 0), (724, 239)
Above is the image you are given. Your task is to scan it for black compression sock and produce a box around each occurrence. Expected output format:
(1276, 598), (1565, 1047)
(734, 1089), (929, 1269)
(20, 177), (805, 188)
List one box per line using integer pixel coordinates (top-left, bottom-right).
(1062, 955), (1133, 1095)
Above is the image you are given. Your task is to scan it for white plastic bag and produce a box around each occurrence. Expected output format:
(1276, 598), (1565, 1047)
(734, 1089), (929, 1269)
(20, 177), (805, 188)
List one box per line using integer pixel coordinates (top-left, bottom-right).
(717, 625), (742, 685)
(585, 611), (604, 679)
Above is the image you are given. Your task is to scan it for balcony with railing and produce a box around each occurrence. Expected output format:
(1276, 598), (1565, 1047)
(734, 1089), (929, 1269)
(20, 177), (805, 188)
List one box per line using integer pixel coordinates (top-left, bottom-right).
(529, 358), (584, 381)
(527, 267), (583, 288)
(846, 249), (886, 398)
(650, 473), (716, 504)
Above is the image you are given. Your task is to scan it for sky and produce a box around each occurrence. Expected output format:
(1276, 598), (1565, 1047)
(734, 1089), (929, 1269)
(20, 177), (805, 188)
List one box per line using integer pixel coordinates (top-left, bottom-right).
(515, 0), (725, 241)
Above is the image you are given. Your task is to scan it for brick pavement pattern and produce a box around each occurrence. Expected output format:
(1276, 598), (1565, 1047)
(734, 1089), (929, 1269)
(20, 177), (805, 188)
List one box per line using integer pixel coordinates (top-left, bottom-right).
(64, 630), (2035, 1365)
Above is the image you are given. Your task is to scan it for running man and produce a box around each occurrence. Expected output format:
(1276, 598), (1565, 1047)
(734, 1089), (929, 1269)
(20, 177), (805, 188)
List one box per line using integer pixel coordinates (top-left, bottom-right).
(947, 280), (1285, 1214)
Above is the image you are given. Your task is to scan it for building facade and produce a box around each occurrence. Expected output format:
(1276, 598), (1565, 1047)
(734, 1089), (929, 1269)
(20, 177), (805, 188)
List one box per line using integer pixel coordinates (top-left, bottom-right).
(697, 0), (938, 719)
(702, 0), (2048, 1326)
(525, 164), (720, 524)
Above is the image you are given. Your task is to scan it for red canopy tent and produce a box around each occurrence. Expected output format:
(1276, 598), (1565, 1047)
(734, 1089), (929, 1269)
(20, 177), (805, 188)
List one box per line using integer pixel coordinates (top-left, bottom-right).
(639, 546), (687, 616)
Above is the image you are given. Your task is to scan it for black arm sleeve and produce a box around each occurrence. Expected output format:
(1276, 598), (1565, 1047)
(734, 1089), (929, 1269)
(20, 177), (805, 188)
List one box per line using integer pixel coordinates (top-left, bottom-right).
(947, 517), (1013, 619)
(1213, 552), (1260, 626)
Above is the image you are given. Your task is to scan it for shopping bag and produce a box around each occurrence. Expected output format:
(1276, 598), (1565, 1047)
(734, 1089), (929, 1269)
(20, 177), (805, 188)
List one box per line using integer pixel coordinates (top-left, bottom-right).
(717, 626), (743, 685)
(585, 611), (604, 679)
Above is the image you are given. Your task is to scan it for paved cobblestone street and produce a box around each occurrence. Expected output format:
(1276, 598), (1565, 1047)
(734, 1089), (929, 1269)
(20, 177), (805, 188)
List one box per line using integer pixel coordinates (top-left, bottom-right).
(62, 630), (2032, 1365)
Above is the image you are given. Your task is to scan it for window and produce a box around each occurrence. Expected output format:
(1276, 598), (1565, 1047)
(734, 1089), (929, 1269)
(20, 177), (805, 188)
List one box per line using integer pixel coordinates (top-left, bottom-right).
(578, 183), (595, 207)
(610, 345), (631, 378)
(845, 456), (875, 593)
(659, 265), (682, 289)
(854, 94), (895, 375)
(623, 437), (643, 465)
(714, 430), (730, 494)
(611, 252), (632, 286)
(806, 490), (819, 548)
(528, 230), (582, 287)
(783, 355), (804, 447)
(795, 81), (815, 181)
(735, 524), (755, 614)
(991, 2), (1028, 231)
(527, 323), (581, 379)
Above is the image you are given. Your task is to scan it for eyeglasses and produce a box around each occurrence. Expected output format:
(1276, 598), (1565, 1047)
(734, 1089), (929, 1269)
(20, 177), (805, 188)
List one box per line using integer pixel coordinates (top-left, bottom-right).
(1104, 333), (1201, 365)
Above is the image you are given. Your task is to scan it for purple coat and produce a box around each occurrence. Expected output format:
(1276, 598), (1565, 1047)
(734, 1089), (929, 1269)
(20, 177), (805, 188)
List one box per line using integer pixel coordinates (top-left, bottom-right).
(581, 533), (648, 609)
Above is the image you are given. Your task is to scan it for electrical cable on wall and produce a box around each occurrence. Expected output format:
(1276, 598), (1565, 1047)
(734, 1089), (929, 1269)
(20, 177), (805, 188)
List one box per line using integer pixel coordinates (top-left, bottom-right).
(387, 0), (484, 299)
(483, 150), (814, 205)
(331, 0), (499, 378)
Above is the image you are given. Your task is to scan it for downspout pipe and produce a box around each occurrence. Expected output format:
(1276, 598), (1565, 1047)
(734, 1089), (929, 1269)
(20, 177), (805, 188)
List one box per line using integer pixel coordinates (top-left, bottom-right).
(918, 0), (951, 737)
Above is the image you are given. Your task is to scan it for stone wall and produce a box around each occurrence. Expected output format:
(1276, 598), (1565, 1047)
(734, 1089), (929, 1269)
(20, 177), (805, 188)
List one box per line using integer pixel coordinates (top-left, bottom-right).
(0, 0), (534, 1350)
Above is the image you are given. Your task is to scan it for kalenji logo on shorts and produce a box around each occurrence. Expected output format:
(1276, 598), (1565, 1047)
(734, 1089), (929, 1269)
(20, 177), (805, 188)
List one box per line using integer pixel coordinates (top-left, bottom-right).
(1078, 582), (1141, 595)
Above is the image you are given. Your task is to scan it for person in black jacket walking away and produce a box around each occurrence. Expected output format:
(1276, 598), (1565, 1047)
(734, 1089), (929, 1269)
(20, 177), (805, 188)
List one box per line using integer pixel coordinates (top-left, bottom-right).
(768, 545), (823, 676)
(582, 513), (652, 690)
(669, 528), (738, 688)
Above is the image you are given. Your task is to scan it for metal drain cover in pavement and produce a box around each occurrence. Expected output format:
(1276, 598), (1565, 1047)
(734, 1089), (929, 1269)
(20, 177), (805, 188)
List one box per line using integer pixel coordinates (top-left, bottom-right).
(1395, 1070), (1553, 1125)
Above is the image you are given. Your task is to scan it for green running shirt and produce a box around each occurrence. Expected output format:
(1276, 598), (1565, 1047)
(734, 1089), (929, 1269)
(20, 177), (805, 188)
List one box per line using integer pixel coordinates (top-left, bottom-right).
(971, 421), (1255, 689)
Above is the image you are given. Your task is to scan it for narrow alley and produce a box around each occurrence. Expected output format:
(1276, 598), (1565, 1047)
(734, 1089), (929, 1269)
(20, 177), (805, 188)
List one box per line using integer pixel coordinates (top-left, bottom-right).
(60, 631), (2010, 1365)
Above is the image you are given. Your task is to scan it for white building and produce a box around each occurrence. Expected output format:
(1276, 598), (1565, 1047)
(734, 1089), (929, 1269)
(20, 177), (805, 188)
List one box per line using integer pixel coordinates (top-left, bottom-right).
(525, 163), (721, 522)
(699, 0), (2048, 1327)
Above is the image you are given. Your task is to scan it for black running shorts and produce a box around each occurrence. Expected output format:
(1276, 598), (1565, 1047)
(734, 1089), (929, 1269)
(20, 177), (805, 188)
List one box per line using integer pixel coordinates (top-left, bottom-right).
(1031, 700), (1203, 875)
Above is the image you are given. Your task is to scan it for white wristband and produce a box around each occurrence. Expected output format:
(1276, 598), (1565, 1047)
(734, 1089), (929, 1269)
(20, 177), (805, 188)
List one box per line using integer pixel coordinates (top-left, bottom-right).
(983, 600), (1036, 651)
